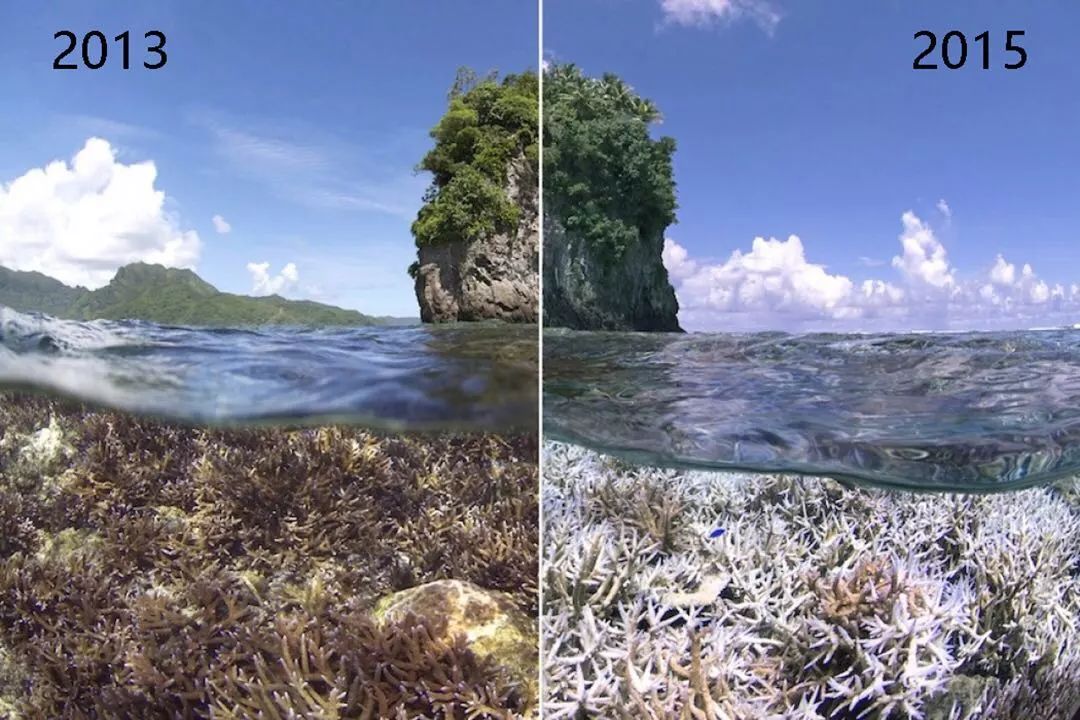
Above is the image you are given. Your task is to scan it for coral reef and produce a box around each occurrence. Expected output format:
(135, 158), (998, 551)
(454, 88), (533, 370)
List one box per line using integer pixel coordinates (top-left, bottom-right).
(0, 392), (538, 718)
(542, 441), (1080, 720)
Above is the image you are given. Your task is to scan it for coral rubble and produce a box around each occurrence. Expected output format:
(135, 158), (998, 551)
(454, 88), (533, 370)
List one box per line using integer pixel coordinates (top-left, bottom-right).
(542, 441), (1080, 720)
(0, 392), (538, 718)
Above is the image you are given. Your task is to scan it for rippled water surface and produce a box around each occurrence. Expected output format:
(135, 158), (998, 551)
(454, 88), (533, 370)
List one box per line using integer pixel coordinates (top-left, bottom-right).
(544, 328), (1080, 491)
(0, 308), (537, 431)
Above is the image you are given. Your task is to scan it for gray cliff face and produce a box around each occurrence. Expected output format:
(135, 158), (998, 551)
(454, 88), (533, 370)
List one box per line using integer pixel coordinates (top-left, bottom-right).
(414, 161), (538, 323)
(543, 216), (682, 332)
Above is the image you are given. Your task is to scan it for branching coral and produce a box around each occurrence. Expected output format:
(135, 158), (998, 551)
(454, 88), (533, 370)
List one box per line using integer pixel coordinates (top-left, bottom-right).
(0, 392), (538, 718)
(542, 441), (1080, 720)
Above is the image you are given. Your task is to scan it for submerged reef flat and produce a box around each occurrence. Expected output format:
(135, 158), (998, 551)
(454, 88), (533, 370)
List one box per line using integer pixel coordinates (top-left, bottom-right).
(0, 392), (538, 719)
(542, 441), (1080, 720)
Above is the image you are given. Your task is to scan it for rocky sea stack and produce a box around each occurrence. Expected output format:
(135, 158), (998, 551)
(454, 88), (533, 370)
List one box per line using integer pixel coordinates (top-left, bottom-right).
(410, 69), (539, 323)
(543, 64), (681, 332)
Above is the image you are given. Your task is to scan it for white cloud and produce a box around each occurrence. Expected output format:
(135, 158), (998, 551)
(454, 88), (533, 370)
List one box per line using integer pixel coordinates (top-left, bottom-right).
(891, 211), (954, 290)
(937, 198), (952, 220)
(661, 237), (697, 281)
(667, 235), (856, 325)
(989, 254), (1015, 286)
(246, 261), (298, 296)
(0, 137), (200, 289)
(211, 214), (232, 234)
(979, 255), (1058, 308)
(660, 0), (781, 32)
(664, 210), (1080, 332)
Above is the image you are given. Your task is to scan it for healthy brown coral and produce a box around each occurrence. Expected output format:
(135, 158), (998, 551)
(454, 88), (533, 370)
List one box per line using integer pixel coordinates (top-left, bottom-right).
(0, 391), (538, 718)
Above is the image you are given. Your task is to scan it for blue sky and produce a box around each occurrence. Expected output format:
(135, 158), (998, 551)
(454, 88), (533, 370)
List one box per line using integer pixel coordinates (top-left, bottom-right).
(0, 1), (536, 317)
(546, 0), (1080, 331)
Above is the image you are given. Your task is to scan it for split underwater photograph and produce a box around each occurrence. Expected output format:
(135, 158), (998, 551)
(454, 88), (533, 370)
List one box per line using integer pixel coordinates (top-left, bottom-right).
(541, 2), (1080, 718)
(0, 1), (540, 718)
(7, 1), (1080, 718)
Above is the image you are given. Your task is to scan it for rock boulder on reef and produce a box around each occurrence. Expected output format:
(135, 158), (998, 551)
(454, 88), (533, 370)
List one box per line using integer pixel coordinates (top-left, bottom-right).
(374, 579), (538, 711)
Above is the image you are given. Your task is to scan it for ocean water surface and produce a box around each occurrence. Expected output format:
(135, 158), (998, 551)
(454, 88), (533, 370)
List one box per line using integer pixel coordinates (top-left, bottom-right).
(544, 328), (1080, 491)
(0, 307), (537, 431)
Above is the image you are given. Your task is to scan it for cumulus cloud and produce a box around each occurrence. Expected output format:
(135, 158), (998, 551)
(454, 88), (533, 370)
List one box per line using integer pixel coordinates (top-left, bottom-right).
(246, 261), (298, 296)
(664, 210), (1080, 332)
(211, 214), (231, 234)
(660, 0), (781, 32)
(989, 254), (1016, 286)
(670, 235), (854, 320)
(0, 137), (200, 289)
(661, 237), (697, 281)
(978, 255), (1057, 309)
(891, 211), (954, 290)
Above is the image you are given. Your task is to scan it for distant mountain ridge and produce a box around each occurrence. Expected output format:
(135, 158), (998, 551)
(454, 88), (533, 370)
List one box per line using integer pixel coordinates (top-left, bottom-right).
(0, 263), (412, 327)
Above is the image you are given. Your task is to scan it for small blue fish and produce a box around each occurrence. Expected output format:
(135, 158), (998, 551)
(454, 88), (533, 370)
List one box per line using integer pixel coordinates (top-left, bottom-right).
(708, 528), (726, 539)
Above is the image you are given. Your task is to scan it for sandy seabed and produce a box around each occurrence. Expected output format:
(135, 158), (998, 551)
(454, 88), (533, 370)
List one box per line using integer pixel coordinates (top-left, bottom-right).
(542, 441), (1080, 720)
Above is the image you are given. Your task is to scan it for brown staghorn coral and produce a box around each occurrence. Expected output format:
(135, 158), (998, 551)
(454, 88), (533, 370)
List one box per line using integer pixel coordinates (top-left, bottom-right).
(0, 391), (538, 718)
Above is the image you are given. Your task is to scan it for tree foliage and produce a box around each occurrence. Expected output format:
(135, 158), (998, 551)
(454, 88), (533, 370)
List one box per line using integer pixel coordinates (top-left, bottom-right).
(412, 68), (539, 248)
(544, 64), (677, 261)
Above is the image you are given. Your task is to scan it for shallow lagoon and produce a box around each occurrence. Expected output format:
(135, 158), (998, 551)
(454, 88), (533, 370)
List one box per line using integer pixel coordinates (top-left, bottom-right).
(546, 328), (1080, 492)
(1, 308), (537, 431)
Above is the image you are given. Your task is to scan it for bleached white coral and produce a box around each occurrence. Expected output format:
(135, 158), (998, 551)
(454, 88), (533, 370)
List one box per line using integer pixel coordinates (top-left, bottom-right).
(542, 442), (1080, 720)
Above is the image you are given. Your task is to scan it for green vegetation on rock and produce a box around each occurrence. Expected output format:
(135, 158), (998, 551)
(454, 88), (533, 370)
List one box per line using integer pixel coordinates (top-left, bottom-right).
(411, 68), (539, 251)
(543, 64), (677, 262)
(0, 262), (406, 327)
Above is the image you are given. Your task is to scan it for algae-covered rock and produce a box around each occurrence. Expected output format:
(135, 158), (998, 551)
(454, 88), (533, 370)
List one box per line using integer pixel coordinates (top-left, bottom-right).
(3, 416), (71, 486)
(924, 674), (993, 720)
(1054, 476), (1080, 509)
(374, 579), (538, 705)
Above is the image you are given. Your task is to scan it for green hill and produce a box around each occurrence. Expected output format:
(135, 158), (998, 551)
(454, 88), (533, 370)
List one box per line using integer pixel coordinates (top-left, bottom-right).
(0, 263), (409, 327)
